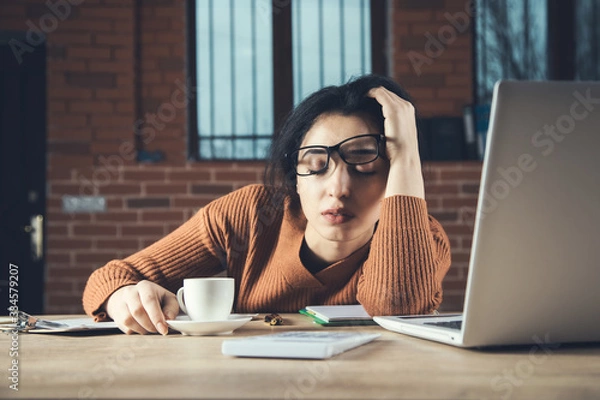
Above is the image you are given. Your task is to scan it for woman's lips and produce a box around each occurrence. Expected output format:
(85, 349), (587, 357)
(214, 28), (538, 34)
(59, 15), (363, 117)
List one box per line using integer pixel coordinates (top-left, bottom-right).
(321, 208), (354, 224)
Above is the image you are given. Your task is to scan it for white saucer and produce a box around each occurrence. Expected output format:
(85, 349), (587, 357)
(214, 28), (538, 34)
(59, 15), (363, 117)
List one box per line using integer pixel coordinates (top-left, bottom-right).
(166, 314), (256, 336)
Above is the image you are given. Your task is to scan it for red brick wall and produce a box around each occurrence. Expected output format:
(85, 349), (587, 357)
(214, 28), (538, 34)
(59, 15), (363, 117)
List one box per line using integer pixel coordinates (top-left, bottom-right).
(423, 162), (480, 311)
(391, 0), (473, 117)
(0, 0), (479, 314)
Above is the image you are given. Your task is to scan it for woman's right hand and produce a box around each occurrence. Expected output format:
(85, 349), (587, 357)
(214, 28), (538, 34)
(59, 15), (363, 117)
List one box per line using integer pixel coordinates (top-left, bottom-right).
(105, 280), (180, 335)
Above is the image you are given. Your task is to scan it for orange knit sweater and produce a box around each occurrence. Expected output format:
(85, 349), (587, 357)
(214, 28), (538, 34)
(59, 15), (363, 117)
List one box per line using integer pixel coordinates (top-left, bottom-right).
(83, 184), (451, 321)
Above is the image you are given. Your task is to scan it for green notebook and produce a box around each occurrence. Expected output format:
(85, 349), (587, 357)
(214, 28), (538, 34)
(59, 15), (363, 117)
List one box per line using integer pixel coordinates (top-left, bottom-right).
(299, 305), (378, 326)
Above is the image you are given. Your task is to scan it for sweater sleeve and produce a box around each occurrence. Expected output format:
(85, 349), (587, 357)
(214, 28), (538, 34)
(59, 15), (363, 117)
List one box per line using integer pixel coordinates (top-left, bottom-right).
(356, 195), (451, 316)
(82, 196), (233, 321)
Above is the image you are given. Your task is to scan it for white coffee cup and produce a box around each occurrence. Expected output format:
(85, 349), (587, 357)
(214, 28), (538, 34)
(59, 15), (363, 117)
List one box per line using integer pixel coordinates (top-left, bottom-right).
(176, 277), (235, 321)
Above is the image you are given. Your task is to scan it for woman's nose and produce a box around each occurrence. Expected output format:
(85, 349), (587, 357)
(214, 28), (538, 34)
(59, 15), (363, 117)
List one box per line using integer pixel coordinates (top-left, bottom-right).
(326, 157), (352, 198)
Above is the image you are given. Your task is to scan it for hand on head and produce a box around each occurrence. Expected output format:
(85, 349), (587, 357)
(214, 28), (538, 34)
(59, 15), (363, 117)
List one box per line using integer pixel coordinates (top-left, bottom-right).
(366, 86), (419, 165)
(366, 86), (424, 199)
(106, 280), (179, 335)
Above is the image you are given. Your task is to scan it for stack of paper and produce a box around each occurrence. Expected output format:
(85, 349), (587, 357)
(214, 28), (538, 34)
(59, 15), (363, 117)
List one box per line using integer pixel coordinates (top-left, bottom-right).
(0, 316), (118, 334)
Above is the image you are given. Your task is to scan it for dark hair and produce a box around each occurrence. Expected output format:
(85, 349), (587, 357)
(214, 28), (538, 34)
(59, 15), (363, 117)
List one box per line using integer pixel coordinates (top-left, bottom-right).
(264, 74), (414, 196)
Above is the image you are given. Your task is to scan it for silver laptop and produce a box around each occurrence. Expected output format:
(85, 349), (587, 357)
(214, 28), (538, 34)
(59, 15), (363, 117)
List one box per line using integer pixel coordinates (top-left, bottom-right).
(374, 80), (600, 347)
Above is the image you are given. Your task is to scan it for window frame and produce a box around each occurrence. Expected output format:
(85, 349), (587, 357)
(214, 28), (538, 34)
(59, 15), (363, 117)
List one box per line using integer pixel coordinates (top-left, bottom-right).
(186, 0), (387, 161)
(473, 0), (579, 105)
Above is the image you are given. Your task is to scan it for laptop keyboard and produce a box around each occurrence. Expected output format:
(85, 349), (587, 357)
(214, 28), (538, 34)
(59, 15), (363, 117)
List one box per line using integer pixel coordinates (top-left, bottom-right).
(424, 320), (462, 330)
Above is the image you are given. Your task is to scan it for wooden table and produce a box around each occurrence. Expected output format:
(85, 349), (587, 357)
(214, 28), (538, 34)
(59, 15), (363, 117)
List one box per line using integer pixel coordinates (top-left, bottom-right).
(2, 314), (599, 399)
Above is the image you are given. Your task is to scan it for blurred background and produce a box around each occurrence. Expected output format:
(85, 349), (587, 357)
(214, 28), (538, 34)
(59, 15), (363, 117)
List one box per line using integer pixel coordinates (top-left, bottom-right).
(1, 0), (598, 315)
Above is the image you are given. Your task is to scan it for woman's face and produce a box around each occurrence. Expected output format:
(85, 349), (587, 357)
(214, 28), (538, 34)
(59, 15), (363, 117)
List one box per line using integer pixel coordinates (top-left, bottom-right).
(295, 113), (389, 252)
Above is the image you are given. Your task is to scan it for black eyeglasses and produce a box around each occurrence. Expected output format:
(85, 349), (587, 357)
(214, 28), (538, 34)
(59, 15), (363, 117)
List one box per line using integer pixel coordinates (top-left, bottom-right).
(286, 134), (384, 176)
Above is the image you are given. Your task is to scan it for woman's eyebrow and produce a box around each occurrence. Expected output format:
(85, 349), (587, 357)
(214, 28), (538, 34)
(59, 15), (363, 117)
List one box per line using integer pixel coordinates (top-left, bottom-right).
(300, 148), (327, 155)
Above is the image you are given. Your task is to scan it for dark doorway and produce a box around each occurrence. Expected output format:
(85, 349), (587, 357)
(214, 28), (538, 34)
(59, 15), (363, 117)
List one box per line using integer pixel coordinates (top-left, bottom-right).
(0, 33), (47, 315)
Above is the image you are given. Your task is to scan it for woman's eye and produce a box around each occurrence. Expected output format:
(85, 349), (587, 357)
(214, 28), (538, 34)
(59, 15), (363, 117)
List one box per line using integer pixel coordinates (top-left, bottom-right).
(298, 156), (326, 174)
(297, 149), (328, 174)
(354, 162), (378, 174)
(309, 158), (326, 171)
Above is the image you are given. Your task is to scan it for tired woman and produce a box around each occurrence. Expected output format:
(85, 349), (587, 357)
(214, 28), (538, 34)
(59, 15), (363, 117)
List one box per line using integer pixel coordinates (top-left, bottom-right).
(82, 74), (451, 335)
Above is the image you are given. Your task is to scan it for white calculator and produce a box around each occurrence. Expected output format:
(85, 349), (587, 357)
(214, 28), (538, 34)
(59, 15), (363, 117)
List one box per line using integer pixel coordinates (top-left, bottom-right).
(221, 331), (380, 359)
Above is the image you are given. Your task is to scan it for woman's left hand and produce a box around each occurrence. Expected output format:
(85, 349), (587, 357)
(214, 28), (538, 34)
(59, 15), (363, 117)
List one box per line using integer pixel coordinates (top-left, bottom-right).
(367, 86), (420, 164)
(367, 86), (425, 199)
